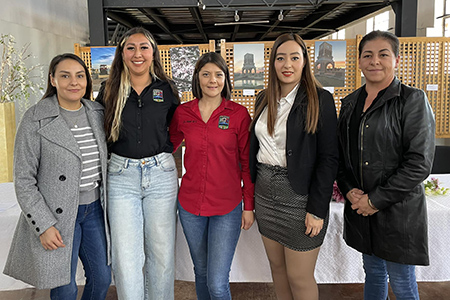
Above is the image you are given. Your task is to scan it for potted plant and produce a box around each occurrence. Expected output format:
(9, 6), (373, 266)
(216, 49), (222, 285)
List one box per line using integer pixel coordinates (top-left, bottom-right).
(0, 34), (43, 183)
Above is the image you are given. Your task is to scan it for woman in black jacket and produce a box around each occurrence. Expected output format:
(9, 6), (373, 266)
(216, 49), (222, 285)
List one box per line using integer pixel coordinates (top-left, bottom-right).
(337, 31), (435, 300)
(249, 33), (338, 300)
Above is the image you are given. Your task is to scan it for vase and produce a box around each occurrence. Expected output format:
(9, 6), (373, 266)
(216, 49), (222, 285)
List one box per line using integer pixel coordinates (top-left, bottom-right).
(0, 102), (16, 183)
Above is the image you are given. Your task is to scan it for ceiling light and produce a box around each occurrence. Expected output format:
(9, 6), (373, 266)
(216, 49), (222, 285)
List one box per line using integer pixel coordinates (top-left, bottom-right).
(278, 10), (284, 21)
(234, 10), (240, 22)
(198, 0), (206, 10)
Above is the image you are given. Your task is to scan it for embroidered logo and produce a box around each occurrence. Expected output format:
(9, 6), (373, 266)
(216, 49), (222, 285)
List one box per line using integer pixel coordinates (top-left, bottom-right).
(218, 116), (230, 129)
(153, 89), (164, 102)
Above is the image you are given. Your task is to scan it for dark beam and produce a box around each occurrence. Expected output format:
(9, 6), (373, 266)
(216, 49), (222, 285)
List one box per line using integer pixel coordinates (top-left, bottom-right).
(88, 0), (107, 46)
(139, 8), (184, 44)
(107, 11), (138, 29)
(392, 0), (418, 37)
(103, 0), (388, 9)
(258, 10), (291, 41)
(297, 3), (346, 36)
(189, 7), (208, 43)
(231, 11), (244, 42)
(303, 3), (390, 39)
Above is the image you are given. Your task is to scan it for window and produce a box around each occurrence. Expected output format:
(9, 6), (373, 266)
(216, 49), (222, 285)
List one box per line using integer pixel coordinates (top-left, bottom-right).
(374, 11), (389, 31)
(366, 11), (389, 33)
(331, 29), (346, 39)
(427, 0), (444, 36)
(367, 17), (374, 33)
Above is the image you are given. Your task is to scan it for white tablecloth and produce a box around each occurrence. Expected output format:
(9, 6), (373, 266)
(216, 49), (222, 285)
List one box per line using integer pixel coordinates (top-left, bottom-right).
(2, 176), (450, 290)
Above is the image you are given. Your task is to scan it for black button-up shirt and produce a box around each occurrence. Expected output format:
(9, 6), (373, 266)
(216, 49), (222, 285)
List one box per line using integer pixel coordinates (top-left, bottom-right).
(97, 79), (179, 159)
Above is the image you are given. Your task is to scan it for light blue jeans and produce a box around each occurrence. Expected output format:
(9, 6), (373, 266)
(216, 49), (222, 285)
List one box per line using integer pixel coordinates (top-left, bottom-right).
(107, 152), (178, 300)
(363, 254), (419, 300)
(178, 202), (242, 300)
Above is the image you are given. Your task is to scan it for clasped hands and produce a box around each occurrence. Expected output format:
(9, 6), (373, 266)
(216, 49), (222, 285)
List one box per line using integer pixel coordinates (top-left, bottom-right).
(346, 188), (379, 217)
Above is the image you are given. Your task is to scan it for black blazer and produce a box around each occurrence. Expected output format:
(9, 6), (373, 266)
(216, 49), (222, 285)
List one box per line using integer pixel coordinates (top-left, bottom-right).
(249, 86), (339, 219)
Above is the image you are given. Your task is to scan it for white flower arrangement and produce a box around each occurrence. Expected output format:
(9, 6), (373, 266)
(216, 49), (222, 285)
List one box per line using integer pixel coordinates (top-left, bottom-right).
(0, 34), (43, 115)
(424, 177), (449, 196)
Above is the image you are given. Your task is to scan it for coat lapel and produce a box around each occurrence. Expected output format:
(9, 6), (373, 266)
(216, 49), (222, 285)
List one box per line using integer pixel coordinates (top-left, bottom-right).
(35, 96), (82, 160)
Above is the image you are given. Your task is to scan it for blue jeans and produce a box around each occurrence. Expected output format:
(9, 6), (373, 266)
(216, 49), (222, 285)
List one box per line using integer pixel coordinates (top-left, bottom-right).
(107, 152), (178, 300)
(178, 202), (242, 300)
(50, 200), (111, 300)
(363, 254), (419, 300)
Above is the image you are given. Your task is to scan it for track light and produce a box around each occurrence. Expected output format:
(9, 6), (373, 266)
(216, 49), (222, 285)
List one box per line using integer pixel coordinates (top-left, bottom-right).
(234, 10), (240, 22)
(278, 10), (284, 21)
(198, 0), (206, 10)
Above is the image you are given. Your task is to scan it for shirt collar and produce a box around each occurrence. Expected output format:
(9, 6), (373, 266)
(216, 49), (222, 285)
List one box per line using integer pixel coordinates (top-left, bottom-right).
(279, 83), (299, 106)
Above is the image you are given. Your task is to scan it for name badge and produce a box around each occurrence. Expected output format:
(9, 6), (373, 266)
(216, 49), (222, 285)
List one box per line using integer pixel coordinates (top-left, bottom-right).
(153, 89), (164, 102)
(218, 115), (230, 129)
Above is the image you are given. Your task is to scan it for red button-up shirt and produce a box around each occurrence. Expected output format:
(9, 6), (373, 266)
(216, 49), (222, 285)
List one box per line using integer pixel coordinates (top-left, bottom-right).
(170, 98), (254, 216)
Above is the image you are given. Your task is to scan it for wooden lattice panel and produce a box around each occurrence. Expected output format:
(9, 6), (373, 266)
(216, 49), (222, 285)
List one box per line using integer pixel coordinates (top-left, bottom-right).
(76, 36), (450, 137)
(74, 44), (93, 72)
(397, 37), (450, 138)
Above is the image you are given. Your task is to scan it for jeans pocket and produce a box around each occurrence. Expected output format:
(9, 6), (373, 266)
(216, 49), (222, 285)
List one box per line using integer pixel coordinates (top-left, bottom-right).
(107, 160), (124, 176)
(159, 153), (176, 172)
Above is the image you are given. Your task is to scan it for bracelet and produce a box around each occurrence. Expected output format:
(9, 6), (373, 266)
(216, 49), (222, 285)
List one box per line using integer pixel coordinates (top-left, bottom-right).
(368, 198), (377, 210)
(310, 213), (323, 220)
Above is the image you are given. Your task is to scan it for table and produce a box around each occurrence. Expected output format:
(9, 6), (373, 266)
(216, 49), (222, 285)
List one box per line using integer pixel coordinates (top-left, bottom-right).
(2, 176), (450, 291)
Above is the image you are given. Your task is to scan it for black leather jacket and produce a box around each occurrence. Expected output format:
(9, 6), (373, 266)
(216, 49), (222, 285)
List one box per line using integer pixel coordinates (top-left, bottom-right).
(337, 78), (435, 265)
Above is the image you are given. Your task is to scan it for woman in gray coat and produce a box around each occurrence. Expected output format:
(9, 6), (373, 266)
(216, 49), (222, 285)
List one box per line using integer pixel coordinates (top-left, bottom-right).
(3, 53), (111, 300)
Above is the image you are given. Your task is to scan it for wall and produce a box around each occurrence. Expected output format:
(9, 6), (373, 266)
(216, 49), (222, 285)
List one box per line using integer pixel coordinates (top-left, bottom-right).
(0, 0), (90, 123)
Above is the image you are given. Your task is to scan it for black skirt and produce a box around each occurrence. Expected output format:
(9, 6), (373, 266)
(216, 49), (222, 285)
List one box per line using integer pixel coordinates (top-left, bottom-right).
(255, 163), (329, 251)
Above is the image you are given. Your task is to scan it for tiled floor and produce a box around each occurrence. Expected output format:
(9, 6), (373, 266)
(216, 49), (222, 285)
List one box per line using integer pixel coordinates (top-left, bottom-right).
(0, 281), (449, 299)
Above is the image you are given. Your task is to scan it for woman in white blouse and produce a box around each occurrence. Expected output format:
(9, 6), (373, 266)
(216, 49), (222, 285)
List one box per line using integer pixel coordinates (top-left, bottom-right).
(249, 33), (339, 299)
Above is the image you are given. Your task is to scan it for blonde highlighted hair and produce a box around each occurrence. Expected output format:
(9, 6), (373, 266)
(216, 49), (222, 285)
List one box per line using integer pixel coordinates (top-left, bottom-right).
(103, 27), (179, 142)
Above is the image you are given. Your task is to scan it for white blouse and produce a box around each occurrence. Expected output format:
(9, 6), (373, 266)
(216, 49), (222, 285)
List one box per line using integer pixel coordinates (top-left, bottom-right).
(255, 84), (299, 167)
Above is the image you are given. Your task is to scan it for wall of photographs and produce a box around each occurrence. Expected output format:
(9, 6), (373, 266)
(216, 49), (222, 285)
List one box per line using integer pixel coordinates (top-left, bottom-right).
(75, 36), (450, 138)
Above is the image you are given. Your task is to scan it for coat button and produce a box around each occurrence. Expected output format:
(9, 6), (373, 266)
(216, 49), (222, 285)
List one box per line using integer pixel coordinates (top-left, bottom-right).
(56, 208), (63, 214)
(59, 175), (66, 181)
(365, 161), (369, 165)
(287, 150), (293, 156)
(31, 220), (36, 225)
(27, 214), (31, 218)
(36, 228), (40, 232)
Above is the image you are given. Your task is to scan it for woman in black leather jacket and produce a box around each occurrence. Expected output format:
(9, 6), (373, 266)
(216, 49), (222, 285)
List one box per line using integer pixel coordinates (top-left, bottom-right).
(337, 31), (435, 300)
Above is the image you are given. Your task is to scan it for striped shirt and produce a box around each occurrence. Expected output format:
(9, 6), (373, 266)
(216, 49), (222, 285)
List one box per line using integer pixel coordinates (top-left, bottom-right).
(60, 104), (101, 205)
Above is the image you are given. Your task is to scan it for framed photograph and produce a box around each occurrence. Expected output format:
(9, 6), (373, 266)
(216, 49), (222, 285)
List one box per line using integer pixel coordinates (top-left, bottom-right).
(314, 41), (346, 87)
(233, 43), (265, 90)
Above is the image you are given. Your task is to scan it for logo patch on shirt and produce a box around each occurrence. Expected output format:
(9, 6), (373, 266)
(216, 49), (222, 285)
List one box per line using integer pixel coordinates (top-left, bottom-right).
(218, 115), (230, 129)
(153, 89), (164, 102)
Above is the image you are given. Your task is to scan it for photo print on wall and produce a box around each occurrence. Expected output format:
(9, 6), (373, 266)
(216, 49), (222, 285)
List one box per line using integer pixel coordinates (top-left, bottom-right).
(314, 41), (346, 87)
(233, 43), (265, 90)
(170, 46), (200, 93)
(90, 47), (116, 92)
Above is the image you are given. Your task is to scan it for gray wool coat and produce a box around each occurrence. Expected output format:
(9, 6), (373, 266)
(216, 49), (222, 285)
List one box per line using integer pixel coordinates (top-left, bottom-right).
(3, 95), (110, 289)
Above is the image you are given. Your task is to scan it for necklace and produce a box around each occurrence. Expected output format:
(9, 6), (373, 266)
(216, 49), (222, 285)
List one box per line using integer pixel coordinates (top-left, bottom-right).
(60, 104), (85, 128)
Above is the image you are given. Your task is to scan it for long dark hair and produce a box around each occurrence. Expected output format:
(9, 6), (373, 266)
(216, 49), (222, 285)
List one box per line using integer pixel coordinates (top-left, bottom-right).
(192, 52), (232, 100)
(103, 27), (180, 142)
(42, 53), (92, 100)
(252, 33), (322, 135)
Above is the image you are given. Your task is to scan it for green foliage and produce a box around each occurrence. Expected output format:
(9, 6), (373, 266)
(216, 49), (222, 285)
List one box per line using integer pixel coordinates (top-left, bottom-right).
(424, 177), (449, 196)
(0, 34), (43, 104)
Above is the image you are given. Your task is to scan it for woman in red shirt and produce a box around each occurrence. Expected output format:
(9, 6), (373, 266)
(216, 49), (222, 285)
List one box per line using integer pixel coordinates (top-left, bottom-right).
(170, 52), (254, 299)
